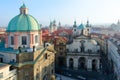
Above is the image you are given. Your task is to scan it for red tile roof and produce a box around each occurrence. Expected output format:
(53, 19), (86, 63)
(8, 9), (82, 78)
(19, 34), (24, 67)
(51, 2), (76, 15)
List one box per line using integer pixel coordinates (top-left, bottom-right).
(52, 28), (73, 36)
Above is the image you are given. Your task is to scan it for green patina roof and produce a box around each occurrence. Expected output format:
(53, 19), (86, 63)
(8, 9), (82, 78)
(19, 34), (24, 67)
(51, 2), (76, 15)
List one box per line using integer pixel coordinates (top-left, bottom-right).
(77, 23), (86, 29)
(7, 14), (40, 32)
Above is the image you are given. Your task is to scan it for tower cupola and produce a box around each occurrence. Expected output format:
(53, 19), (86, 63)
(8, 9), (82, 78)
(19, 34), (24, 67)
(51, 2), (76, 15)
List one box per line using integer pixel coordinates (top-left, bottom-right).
(73, 20), (77, 28)
(20, 4), (28, 14)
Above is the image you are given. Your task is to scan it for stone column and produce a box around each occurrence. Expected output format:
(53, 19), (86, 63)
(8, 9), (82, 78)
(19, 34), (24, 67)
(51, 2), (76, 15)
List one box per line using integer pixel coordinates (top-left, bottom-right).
(5, 34), (8, 48)
(30, 34), (34, 48)
(66, 58), (69, 69)
(39, 30), (43, 46)
(74, 57), (78, 70)
(87, 59), (92, 71)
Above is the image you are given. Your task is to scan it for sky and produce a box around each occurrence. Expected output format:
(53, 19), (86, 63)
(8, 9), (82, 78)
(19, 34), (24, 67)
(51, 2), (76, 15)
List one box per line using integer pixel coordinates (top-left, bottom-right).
(1, 0), (120, 26)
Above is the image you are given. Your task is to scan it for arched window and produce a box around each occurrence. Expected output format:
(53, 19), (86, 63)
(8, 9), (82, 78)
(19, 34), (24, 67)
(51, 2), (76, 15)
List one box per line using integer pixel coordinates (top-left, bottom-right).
(92, 59), (97, 70)
(69, 58), (74, 68)
(23, 10), (26, 14)
(22, 36), (27, 45)
(78, 57), (86, 69)
(35, 35), (38, 43)
(11, 36), (14, 45)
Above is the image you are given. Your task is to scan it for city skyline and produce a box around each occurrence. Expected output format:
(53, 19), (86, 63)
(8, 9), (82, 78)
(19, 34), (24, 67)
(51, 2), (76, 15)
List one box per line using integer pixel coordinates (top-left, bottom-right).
(1, 0), (120, 26)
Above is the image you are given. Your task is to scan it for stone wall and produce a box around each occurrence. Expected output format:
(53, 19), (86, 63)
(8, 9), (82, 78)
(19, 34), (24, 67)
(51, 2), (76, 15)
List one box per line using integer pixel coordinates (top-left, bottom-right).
(16, 52), (33, 63)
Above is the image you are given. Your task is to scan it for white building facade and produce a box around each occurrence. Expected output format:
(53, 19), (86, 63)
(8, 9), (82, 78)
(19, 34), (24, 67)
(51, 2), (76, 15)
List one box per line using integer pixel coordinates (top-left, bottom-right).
(66, 22), (100, 71)
(0, 63), (17, 80)
(108, 38), (120, 80)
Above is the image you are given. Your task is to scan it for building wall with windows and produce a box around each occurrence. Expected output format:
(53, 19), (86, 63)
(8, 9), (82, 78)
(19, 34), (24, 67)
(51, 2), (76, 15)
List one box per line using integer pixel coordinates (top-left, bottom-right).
(0, 52), (16, 63)
(0, 4), (55, 80)
(66, 36), (100, 71)
(6, 31), (41, 49)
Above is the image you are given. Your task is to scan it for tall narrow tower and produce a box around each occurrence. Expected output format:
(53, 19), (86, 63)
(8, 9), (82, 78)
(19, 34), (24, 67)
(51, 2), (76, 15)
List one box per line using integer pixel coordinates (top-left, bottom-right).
(49, 21), (53, 33)
(53, 20), (57, 31)
(73, 20), (77, 37)
(85, 20), (91, 36)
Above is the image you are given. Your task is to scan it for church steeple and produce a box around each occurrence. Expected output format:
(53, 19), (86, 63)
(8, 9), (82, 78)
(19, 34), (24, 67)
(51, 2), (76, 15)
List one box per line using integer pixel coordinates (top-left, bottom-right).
(49, 21), (52, 28)
(58, 22), (61, 27)
(73, 20), (77, 28)
(20, 4), (28, 14)
(86, 20), (90, 27)
(117, 19), (120, 25)
(53, 20), (56, 26)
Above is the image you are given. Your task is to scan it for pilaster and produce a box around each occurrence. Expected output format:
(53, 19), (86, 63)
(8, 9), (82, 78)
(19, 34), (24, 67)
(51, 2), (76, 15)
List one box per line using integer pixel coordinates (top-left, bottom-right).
(97, 60), (100, 71)
(5, 34), (8, 48)
(14, 34), (19, 49)
(87, 59), (92, 71)
(66, 58), (69, 68)
(30, 34), (34, 48)
(74, 57), (78, 70)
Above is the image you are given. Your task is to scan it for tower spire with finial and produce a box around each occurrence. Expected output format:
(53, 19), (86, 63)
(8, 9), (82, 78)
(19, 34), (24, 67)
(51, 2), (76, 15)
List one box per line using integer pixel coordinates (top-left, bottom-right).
(73, 20), (77, 28)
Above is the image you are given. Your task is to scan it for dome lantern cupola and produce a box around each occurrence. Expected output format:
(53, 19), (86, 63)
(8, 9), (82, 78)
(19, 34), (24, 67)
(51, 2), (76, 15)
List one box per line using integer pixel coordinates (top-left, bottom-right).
(20, 4), (28, 14)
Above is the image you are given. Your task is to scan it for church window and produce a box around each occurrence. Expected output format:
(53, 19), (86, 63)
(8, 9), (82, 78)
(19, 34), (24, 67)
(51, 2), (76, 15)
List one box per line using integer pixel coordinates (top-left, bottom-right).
(74, 29), (76, 31)
(35, 35), (38, 43)
(52, 69), (54, 74)
(11, 36), (14, 45)
(59, 47), (63, 51)
(66, 49), (69, 52)
(80, 40), (85, 52)
(22, 36), (27, 45)
(87, 29), (89, 31)
(75, 49), (78, 52)
(59, 42), (64, 45)
(44, 53), (47, 59)
(23, 10), (26, 14)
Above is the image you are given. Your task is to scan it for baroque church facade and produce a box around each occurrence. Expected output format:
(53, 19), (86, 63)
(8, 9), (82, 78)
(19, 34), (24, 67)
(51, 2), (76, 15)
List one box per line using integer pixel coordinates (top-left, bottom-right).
(0, 4), (55, 80)
(49, 20), (57, 33)
(66, 21), (100, 71)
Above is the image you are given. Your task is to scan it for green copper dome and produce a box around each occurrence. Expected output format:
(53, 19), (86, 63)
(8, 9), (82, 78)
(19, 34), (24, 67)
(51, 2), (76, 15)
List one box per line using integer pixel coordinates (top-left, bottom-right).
(6, 4), (40, 32)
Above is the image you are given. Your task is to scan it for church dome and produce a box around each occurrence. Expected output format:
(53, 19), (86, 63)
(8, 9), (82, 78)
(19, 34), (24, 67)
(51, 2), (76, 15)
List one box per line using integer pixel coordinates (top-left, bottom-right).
(77, 23), (86, 29)
(6, 4), (40, 32)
